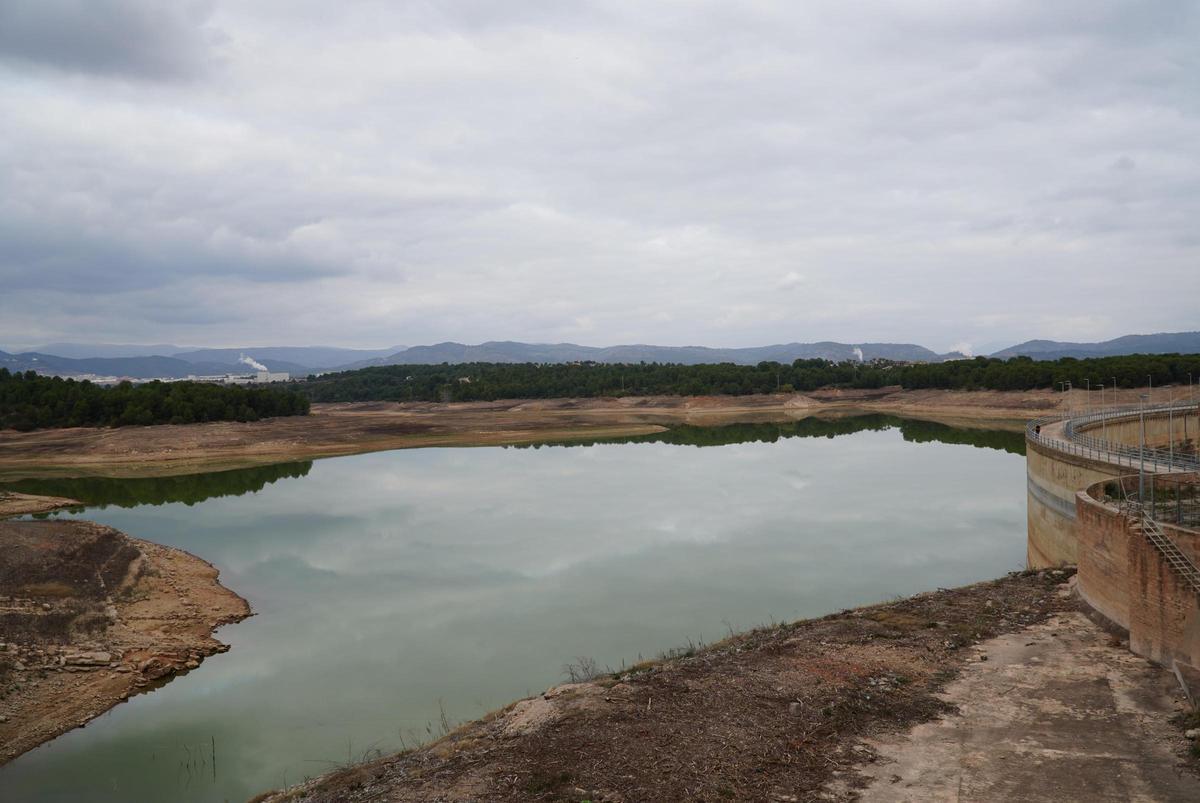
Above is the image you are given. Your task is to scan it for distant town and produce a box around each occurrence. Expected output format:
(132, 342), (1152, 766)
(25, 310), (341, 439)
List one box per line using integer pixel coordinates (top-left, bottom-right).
(50, 369), (292, 386)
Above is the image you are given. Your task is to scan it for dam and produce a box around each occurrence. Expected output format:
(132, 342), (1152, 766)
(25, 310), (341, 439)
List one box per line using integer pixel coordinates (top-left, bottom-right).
(1026, 399), (1200, 672)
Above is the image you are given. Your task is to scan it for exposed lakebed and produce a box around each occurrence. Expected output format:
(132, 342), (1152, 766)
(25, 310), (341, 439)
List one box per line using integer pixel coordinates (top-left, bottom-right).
(0, 416), (1026, 802)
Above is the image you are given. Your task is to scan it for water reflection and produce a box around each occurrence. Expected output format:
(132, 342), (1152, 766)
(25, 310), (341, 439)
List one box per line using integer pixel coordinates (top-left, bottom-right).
(518, 415), (1026, 454)
(2, 461), (312, 509)
(0, 417), (1027, 802)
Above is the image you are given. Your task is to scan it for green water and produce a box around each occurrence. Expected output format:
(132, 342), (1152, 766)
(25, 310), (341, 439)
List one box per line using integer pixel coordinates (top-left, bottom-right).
(0, 416), (1026, 802)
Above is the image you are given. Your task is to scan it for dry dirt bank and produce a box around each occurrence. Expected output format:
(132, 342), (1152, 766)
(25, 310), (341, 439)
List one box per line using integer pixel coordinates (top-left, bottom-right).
(255, 570), (1198, 803)
(0, 388), (1068, 480)
(0, 492), (81, 517)
(0, 515), (249, 764)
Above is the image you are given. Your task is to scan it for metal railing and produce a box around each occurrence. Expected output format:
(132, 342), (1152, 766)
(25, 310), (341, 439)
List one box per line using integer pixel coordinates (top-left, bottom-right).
(1026, 402), (1200, 473)
(1120, 497), (1200, 596)
(1031, 401), (1200, 598)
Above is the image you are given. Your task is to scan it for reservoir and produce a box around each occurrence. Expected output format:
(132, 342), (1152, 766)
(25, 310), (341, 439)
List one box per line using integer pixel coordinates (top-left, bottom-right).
(0, 416), (1026, 802)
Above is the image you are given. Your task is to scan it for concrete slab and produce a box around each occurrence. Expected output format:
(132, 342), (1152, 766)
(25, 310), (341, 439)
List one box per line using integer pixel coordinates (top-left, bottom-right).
(856, 612), (1198, 802)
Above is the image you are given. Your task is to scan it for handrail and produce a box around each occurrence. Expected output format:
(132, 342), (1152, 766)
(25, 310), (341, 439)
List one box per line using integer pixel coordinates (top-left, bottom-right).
(1121, 497), (1200, 595)
(1026, 402), (1200, 473)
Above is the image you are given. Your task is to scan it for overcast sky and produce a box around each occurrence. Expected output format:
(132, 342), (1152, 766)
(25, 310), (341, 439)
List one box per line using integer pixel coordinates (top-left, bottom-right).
(1, 1), (1196, 353)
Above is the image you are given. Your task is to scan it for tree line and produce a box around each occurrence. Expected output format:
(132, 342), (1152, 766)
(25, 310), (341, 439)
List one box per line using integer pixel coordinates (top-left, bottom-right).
(0, 369), (310, 431)
(2, 461), (313, 508)
(298, 353), (1200, 404)
(505, 415), (1026, 454)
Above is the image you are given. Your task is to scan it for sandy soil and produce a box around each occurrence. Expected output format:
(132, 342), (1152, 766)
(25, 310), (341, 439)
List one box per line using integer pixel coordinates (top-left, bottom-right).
(0, 492), (81, 517)
(253, 570), (1198, 803)
(0, 388), (1072, 480)
(0, 516), (250, 765)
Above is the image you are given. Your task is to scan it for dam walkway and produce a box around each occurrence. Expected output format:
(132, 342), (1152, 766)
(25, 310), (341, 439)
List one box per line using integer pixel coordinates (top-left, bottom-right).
(1028, 401), (1200, 476)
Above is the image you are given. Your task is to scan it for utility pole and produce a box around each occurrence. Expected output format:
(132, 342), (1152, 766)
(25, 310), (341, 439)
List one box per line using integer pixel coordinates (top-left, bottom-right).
(1187, 373), (1192, 451)
(1139, 394), (1148, 505)
(1169, 402), (1174, 468)
(1099, 382), (1107, 442)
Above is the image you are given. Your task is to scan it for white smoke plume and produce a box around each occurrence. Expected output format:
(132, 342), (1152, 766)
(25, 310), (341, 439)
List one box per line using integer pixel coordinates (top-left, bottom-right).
(239, 354), (268, 372)
(851, 346), (864, 362)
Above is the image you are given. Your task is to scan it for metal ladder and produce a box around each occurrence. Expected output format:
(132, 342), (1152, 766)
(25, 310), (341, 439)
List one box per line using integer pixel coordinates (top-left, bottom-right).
(1123, 497), (1200, 595)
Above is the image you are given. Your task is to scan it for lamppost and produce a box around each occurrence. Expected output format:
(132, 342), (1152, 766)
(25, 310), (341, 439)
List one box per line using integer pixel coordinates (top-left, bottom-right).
(1086, 378), (1091, 415)
(1148, 375), (1153, 405)
(1169, 399), (1174, 468)
(1139, 394), (1148, 505)
(1099, 382), (1107, 442)
(1187, 373), (1193, 450)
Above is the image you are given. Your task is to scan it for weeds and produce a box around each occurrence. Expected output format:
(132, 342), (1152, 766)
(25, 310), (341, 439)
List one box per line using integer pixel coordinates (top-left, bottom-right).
(563, 656), (604, 683)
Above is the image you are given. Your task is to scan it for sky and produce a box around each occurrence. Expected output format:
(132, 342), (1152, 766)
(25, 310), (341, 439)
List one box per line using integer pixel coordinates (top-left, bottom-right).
(1, 0), (1197, 354)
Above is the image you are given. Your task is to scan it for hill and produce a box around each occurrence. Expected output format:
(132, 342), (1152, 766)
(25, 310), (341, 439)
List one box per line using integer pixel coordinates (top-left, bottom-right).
(0, 351), (302, 380)
(336, 340), (952, 369)
(991, 331), (1200, 360)
(171, 346), (402, 370)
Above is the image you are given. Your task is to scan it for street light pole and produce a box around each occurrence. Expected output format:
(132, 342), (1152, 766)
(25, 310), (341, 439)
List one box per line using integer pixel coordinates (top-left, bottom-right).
(1139, 394), (1148, 505)
(1169, 402), (1174, 468)
(1187, 373), (1192, 450)
(1100, 382), (1107, 442)
(1086, 378), (1091, 415)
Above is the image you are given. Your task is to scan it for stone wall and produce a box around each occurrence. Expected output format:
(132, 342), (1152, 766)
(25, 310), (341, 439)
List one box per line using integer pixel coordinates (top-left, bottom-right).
(1075, 482), (1200, 670)
(1074, 488), (1130, 629)
(1077, 410), (1199, 452)
(1025, 438), (1124, 567)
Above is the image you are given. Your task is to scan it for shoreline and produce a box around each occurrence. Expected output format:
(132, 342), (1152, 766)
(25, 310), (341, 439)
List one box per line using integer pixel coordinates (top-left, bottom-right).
(257, 569), (1197, 802)
(0, 508), (250, 766)
(0, 388), (1062, 480)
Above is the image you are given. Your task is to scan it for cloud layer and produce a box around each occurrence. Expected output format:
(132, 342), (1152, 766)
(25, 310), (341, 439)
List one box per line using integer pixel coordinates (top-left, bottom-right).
(2, 1), (1197, 350)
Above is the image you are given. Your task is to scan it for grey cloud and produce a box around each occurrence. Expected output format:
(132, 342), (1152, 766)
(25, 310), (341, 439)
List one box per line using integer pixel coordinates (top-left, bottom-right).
(0, 1), (1197, 350)
(0, 0), (216, 80)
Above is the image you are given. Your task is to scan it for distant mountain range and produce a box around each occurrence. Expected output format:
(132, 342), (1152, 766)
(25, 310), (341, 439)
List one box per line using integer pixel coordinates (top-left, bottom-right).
(339, 341), (956, 370)
(0, 344), (405, 379)
(3, 331), (1198, 379)
(22, 343), (404, 368)
(990, 332), (1200, 360)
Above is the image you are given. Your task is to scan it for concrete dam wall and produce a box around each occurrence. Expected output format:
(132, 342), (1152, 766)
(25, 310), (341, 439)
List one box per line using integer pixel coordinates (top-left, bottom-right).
(1026, 403), (1200, 671)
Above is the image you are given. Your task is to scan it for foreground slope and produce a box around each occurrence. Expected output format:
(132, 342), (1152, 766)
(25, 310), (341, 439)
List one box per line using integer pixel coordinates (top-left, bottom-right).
(257, 571), (1197, 802)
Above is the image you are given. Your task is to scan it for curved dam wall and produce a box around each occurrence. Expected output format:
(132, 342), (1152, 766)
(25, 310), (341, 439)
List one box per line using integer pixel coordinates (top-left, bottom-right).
(1077, 409), (1199, 452)
(1026, 438), (1122, 567)
(1075, 481), (1200, 669)
(1026, 405), (1199, 569)
(1027, 405), (1200, 670)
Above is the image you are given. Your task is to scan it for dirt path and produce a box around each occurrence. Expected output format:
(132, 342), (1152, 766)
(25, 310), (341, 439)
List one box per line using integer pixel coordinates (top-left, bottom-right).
(0, 388), (1067, 480)
(255, 570), (1197, 803)
(853, 609), (1196, 801)
(0, 517), (250, 765)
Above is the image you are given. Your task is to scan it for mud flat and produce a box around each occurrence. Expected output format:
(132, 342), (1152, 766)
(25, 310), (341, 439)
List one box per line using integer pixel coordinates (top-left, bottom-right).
(0, 512), (249, 764)
(256, 570), (1198, 803)
(0, 388), (1074, 480)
